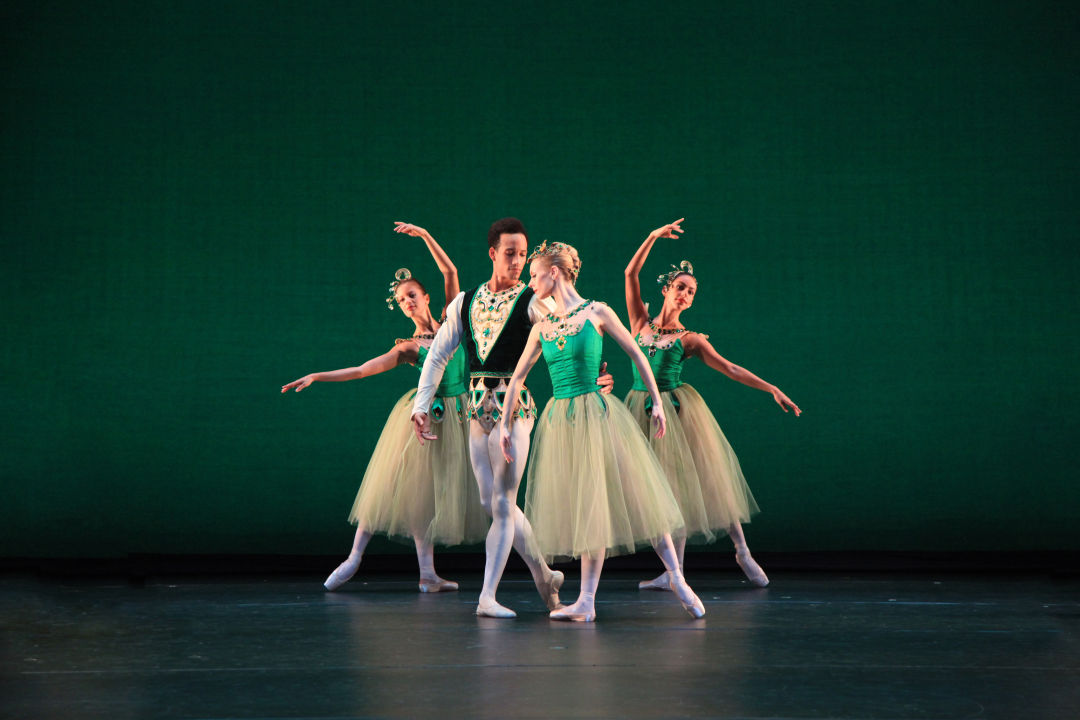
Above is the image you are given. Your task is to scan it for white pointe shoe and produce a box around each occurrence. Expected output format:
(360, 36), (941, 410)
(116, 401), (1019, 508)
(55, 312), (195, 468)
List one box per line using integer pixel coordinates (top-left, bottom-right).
(549, 605), (596, 622)
(638, 572), (672, 591)
(736, 550), (769, 587)
(476, 598), (517, 618)
(418, 577), (459, 593)
(323, 555), (361, 591)
(669, 576), (706, 619)
(538, 570), (565, 610)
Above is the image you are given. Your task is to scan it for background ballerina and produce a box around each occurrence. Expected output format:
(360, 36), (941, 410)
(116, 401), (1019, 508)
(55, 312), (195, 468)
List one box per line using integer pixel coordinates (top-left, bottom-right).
(623, 219), (800, 590)
(281, 223), (486, 592)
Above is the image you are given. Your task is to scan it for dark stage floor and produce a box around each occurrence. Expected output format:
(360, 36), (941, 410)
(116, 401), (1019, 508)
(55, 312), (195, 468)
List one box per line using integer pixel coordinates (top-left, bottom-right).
(2, 570), (1078, 719)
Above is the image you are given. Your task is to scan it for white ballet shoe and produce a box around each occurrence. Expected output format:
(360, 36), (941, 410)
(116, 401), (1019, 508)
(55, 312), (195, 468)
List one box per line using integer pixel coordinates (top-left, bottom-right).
(549, 605), (596, 623)
(418, 577), (459, 593)
(669, 575), (706, 619)
(537, 570), (565, 611)
(736, 550), (769, 587)
(638, 572), (672, 591)
(475, 598), (517, 618)
(323, 554), (361, 591)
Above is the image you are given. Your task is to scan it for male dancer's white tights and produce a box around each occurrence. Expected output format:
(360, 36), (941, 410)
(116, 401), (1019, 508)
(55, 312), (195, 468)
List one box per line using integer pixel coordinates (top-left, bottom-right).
(469, 419), (562, 617)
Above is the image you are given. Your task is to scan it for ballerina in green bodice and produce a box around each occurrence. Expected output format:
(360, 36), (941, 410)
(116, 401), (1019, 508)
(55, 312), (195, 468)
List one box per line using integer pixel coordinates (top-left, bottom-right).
(498, 240), (705, 622)
(281, 223), (487, 593)
(624, 219), (801, 590)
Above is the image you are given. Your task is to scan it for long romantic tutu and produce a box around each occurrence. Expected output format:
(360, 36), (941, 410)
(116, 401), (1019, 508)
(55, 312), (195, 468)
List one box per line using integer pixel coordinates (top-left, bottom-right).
(625, 384), (759, 542)
(349, 390), (488, 546)
(525, 391), (685, 562)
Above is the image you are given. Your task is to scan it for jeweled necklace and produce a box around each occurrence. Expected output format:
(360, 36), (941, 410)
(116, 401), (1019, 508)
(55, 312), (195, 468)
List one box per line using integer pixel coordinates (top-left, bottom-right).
(411, 332), (436, 341)
(546, 299), (590, 351)
(645, 319), (687, 357)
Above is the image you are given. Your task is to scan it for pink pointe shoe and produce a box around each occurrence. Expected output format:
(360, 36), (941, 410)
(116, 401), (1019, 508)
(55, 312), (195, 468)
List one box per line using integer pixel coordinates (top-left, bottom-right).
(669, 576), (706, 619)
(418, 577), (459, 593)
(476, 598), (517, 619)
(549, 605), (596, 622)
(736, 550), (770, 587)
(538, 570), (565, 610)
(323, 555), (361, 592)
(638, 572), (672, 591)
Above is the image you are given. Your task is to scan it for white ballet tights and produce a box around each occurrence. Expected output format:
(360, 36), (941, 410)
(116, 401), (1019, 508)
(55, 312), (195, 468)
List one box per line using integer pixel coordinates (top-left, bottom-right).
(470, 419), (561, 616)
(640, 523), (769, 589)
(324, 526), (456, 592)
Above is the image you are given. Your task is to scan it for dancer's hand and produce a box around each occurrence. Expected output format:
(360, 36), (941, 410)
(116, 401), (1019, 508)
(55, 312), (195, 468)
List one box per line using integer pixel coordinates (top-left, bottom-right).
(650, 404), (667, 439)
(595, 361), (614, 395)
(499, 422), (514, 464)
(281, 374), (315, 393)
(412, 412), (438, 444)
(393, 222), (430, 239)
(649, 218), (685, 241)
(771, 387), (802, 416)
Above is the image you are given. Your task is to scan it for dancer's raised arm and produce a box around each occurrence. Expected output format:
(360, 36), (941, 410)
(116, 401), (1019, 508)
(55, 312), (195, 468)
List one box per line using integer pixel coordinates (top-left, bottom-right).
(394, 222), (460, 315)
(625, 218), (684, 333)
(281, 343), (416, 393)
(682, 333), (801, 415)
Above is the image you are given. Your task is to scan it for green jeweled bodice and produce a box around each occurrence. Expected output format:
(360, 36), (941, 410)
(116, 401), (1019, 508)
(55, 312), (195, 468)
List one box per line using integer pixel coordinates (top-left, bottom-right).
(541, 317), (604, 400)
(630, 334), (685, 392)
(417, 344), (468, 398)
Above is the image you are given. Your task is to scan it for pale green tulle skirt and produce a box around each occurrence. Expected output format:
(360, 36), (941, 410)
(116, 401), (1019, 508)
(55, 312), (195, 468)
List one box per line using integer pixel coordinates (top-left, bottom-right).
(525, 392), (685, 562)
(348, 390), (489, 546)
(624, 384), (759, 543)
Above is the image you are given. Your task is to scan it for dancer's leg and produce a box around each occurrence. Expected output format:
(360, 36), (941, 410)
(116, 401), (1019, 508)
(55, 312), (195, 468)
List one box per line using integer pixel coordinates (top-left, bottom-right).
(414, 536), (458, 593)
(652, 533), (705, 618)
(470, 420), (562, 617)
(639, 534), (686, 591)
(551, 550), (603, 622)
(324, 526), (373, 591)
(729, 522), (769, 587)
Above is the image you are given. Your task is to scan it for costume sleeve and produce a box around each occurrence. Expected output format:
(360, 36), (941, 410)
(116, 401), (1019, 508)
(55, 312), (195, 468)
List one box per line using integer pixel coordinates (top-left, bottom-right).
(413, 292), (465, 415)
(527, 294), (556, 324)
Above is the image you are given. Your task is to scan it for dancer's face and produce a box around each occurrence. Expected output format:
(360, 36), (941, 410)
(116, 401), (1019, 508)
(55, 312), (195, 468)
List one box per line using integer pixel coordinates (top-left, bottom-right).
(394, 281), (430, 319)
(527, 260), (558, 299)
(489, 233), (528, 283)
(661, 274), (697, 313)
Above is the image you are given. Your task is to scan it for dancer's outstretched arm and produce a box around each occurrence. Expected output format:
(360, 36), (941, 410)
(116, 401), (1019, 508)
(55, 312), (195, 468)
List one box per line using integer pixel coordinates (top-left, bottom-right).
(394, 222), (460, 314)
(624, 218), (684, 333)
(682, 333), (801, 415)
(281, 344), (416, 393)
(498, 325), (544, 463)
(591, 303), (667, 438)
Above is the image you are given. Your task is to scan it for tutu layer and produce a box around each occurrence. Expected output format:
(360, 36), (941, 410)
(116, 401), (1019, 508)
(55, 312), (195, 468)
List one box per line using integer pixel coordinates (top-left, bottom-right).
(349, 390), (488, 546)
(625, 384), (759, 542)
(525, 392), (685, 562)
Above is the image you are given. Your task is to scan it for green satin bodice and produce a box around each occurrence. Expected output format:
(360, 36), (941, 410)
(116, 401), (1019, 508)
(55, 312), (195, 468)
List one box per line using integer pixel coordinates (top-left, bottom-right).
(629, 335), (685, 392)
(418, 344), (468, 398)
(541, 319), (603, 399)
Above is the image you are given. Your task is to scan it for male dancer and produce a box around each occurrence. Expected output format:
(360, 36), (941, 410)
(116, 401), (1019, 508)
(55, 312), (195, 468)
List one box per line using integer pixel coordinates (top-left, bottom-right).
(410, 218), (612, 618)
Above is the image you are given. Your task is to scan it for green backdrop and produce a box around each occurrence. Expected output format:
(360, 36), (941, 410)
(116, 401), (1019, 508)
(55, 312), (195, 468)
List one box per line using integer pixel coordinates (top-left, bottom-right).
(3, 1), (1077, 558)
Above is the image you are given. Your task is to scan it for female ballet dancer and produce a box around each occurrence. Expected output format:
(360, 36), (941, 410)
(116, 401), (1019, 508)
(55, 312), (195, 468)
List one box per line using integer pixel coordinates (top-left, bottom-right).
(281, 222), (487, 592)
(499, 241), (705, 622)
(623, 219), (800, 590)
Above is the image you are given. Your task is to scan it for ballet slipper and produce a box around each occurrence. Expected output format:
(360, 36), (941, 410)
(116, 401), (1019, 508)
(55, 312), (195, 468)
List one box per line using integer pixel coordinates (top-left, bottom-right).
(669, 576), (706, 619)
(537, 570), (565, 610)
(638, 571), (672, 591)
(418, 577), (459, 593)
(549, 606), (596, 623)
(735, 550), (769, 587)
(323, 554), (361, 591)
(475, 598), (517, 619)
